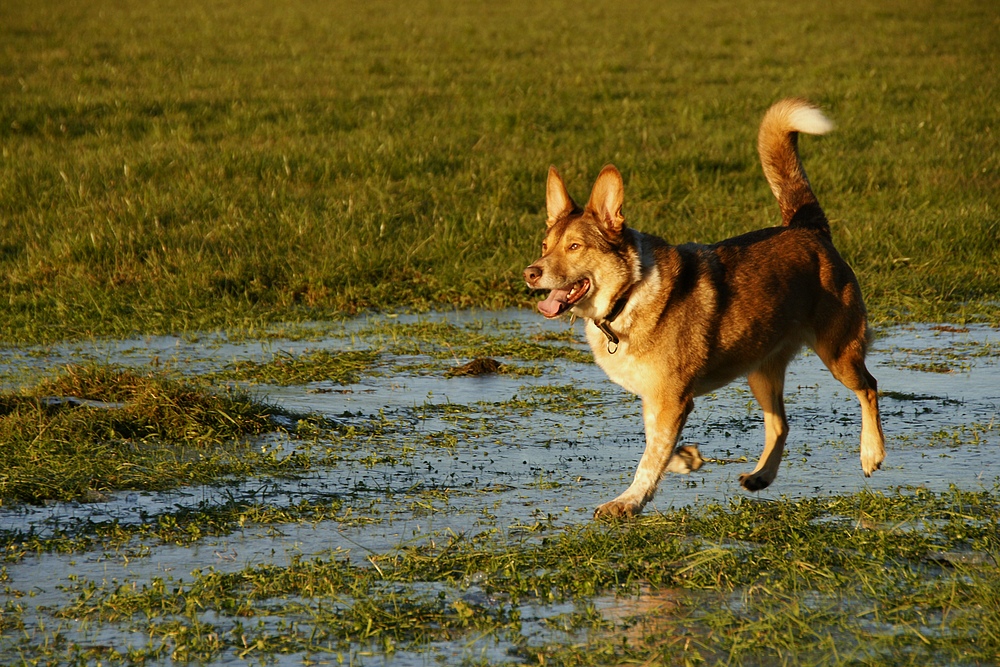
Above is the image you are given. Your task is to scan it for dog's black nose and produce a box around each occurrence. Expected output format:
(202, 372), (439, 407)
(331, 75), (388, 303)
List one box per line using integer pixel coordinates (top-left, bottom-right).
(523, 265), (542, 284)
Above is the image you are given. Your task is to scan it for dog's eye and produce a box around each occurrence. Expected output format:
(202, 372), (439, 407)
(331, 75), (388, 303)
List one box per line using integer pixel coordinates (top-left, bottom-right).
(567, 243), (581, 251)
(541, 242), (548, 253)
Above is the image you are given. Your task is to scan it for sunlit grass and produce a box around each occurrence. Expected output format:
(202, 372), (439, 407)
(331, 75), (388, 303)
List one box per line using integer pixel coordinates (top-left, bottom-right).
(0, 364), (321, 504)
(0, 1), (997, 664)
(26, 486), (1000, 665)
(1, 0), (997, 344)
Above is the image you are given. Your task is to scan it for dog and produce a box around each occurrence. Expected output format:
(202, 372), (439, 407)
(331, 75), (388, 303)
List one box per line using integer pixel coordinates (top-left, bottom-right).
(523, 98), (886, 519)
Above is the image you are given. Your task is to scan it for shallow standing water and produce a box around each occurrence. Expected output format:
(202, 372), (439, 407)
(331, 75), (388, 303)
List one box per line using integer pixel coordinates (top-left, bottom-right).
(1, 310), (997, 664)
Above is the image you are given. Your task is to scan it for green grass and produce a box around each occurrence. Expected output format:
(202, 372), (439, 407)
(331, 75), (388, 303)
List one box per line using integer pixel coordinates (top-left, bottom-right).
(354, 319), (592, 363)
(0, 3), (997, 664)
(0, 364), (324, 504)
(24, 487), (1000, 665)
(1, 0), (997, 343)
(212, 348), (381, 386)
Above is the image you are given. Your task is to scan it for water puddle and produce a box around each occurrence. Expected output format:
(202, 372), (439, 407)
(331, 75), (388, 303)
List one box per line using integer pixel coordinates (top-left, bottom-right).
(1, 311), (997, 664)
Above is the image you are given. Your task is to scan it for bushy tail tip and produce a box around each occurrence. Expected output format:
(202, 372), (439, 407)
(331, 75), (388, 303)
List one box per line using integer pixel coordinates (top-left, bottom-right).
(758, 98), (832, 229)
(782, 100), (834, 136)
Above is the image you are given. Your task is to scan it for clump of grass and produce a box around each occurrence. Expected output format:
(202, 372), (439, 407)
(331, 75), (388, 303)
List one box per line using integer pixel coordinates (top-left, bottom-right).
(31, 364), (276, 441)
(0, 365), (309, 505)
(445, 357), (503, 377)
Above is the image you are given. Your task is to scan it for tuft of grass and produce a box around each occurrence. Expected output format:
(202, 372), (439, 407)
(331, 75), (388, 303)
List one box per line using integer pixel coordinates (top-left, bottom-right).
(0, 365), (318, 504)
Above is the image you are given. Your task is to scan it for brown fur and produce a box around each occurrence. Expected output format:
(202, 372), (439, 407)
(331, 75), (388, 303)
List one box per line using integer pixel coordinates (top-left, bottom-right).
(524, 99), (885, 519)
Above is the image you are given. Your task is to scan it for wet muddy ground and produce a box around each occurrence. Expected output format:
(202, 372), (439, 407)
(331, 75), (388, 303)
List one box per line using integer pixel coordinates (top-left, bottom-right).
(1, 311), (997, 665)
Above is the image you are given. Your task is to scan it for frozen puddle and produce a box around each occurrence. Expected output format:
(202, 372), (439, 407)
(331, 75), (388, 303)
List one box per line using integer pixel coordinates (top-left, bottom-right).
(1, 312), (997, 664)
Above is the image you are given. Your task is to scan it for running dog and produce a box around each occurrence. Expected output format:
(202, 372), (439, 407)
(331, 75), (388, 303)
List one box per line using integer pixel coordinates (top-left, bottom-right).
(523, 98), (886, 518)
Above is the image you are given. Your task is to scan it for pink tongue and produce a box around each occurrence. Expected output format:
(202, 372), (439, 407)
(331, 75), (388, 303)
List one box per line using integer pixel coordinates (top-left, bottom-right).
(537, 288), (571, 318)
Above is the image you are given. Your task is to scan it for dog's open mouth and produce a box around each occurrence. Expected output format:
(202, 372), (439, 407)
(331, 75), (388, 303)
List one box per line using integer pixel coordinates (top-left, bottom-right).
(537, 278), (590, 318)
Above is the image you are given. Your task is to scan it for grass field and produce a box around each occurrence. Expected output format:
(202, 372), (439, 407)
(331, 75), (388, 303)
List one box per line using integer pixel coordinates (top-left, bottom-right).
(1, 3), (998, 664)
(1, 0), (998, 343)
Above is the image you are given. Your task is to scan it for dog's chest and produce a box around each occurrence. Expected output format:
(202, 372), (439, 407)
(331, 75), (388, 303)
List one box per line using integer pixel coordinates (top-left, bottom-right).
(585, 322), (653, 397)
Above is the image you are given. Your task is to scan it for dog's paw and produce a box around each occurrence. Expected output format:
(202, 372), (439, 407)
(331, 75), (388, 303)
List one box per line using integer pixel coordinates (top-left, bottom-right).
(861, 457), (884, 477)
(738, 471), (774, 492)
(666, 444), (705, 474)
(860, 428), (885, 477)
(860, 445), (885, 477)
(594, 499), (642, 520)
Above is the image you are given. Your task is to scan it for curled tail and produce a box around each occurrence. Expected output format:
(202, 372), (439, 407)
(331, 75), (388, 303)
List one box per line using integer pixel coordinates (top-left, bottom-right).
(758, 98), (833, 231)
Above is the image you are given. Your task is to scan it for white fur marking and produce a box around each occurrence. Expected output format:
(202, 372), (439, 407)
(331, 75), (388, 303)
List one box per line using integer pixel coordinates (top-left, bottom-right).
(788, 106), (834, 136)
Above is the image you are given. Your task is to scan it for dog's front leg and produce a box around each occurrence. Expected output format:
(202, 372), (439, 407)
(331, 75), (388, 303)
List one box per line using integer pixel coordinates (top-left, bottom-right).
(594, 395), (693, 519)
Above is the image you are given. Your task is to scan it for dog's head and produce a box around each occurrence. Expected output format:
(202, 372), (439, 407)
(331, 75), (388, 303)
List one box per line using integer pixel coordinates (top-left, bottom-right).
(523, 165), (634, 321)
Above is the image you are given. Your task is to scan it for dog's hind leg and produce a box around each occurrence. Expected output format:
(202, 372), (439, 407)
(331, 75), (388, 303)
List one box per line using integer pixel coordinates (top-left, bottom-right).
(594, 395), (693, 519)
(739, 360), (790, 492)
(815, 338), (886, 476)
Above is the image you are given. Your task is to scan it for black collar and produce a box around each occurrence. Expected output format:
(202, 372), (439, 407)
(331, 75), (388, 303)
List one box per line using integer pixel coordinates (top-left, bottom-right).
(594, 286), (633, 353)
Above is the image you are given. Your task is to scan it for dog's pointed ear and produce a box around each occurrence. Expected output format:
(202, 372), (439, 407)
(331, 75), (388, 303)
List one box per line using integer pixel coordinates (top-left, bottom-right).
(546, 166), (576, 227)
(587, 164), (625, 236)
